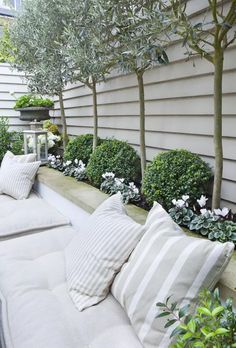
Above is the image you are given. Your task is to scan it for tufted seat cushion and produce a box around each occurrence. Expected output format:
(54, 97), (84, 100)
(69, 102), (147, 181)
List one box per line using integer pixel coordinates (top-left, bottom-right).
(0, 227), (142, 348)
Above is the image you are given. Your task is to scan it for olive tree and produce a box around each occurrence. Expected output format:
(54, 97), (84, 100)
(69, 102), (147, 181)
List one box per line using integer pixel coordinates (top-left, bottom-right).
(103, 0), (169, 180)
(11, 0), (73, 148)
(166, 0), (236, 208)
(0, 19), (15, 63)
(61, 0), (115, 151)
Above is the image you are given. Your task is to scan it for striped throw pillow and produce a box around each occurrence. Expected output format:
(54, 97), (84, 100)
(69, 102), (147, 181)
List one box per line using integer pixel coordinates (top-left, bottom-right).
(65, 193), (145, 311)
(0, 161), (40, 200)
(111, 202), (234, 348)
(0, 151), (37, 194)
(1, 151), (37, 168)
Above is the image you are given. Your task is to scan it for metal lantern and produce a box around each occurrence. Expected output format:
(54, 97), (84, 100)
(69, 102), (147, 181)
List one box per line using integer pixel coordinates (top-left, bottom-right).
(23, 122), (48, 164)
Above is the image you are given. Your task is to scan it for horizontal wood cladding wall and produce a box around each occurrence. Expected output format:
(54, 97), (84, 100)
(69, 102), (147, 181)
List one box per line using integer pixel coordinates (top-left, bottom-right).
(0, 63), (29, 130)
(52, 0), (236, 211)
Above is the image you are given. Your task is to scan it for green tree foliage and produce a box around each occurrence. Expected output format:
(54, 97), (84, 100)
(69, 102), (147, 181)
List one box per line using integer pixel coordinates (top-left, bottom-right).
(102, 0), (169, 179)
(61, 0), (115, 151)
(163, 0), (236, 209)
(10, 0), (74, 148)
(0, 21), (15, 63)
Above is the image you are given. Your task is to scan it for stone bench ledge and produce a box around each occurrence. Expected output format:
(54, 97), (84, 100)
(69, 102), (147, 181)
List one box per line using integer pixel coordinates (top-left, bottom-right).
(37, 167), (236, 304)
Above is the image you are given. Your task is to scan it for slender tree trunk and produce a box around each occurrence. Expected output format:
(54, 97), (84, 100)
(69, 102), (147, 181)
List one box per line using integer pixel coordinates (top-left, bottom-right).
(136, 71), (146, 181)
(58, 91), (68, 149)
(212, 47), (224, 209)
(91, 77), (98, 151)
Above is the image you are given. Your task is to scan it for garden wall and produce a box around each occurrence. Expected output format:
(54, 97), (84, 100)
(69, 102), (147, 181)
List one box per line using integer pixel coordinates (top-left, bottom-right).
(0, 62), (29, 130)
(53, 0), (236, 211)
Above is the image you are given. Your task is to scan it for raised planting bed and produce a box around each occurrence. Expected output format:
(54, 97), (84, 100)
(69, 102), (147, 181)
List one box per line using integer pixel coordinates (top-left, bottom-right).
(36, 166), (236, 305)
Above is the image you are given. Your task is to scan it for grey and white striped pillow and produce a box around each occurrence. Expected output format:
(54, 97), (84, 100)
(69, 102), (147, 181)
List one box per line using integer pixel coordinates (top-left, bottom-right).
(65, 193), (145, 311)
(1, 151), (36, 168)
(0, 161), (40, 200)
(0, 151), (37, 194)
(111, 202), (234, 348)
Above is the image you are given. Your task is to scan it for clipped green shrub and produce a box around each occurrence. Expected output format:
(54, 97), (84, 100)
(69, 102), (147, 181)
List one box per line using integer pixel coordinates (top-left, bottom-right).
(64, 134), (102, 164)
(10, 131), (24, 155)
(0, 117), (23, 161)
(0, 117), (10, 161)
(142, 149), (212, 210)
(87, 139), (141, 187)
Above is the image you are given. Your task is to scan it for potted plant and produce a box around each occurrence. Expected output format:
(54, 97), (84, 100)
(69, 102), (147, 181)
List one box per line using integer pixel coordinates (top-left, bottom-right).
(14, 95), (54, 121)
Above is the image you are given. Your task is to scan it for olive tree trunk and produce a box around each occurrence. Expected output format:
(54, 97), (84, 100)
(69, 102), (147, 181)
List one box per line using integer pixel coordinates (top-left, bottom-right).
(136, 71), (146, 181)
(212, 47), (224, 209)
(58, 91), (68, 149)
(91, 78), (98, 152)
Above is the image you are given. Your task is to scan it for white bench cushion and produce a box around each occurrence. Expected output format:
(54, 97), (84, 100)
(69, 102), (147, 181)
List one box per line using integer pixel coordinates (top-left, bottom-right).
(0, 195), (70, 239)
(0, 227), (142, 348)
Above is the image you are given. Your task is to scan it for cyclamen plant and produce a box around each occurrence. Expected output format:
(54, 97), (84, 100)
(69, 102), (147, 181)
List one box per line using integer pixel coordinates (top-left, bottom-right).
(48, 155), (87, 181)
(169, 195), (236, 245)
(100, 172), (140, 204)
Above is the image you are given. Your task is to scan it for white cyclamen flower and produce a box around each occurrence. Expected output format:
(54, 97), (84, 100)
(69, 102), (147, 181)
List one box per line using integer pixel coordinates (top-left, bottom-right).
(102, 172), (115, 179)
(48, 139), (55, 149)
(48, 154), (55, 162)
(74, 159), (78, 165)
(115, 178), (124, 187)
(175, 199), (186, 209)
(182, 195), (189, 201)
(200, 209), (207, 215)
(214, 207), (229, 217)
(129, 182), (139, 193)
(197, 195), (208, 208)
(65, 160), (72, 166)
(172, 198), (186, 208)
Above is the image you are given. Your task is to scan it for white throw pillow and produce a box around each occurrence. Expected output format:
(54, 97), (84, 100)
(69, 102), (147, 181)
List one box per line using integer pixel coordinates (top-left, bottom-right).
(0, 161), (41, 200)
(0, 151), (37, 194)
(65, 193), (145, 311)
(1, 151), (36, 168)
(111, 202), (234, 348)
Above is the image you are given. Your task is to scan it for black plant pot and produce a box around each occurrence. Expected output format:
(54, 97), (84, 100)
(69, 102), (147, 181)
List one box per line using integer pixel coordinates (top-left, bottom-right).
(16, 107), (52, 122)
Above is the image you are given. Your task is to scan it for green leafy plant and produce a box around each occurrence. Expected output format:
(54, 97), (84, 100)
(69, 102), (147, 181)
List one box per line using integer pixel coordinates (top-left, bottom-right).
(0, 117), (11, 162)
(0, 117), (23, 162)
(64, 134), (102, 165)
(156, 288), (236, 348)
(48, 155), (87, 181)
(100, 172), (140, 204)
(0, 23), (15, 63)
(169, 206), (196, 227)
(189, 214), (236, 244)
(9, 131), (24, 156)
(14, 95), (54, 109)
(43, 120), (60, 135)
(87, 139), (141, 187)
(142, 149), (212, 210)
(169, 195), (236, 245)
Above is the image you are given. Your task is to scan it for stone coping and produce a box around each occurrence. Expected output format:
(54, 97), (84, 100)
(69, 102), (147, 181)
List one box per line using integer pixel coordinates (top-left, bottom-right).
(37, 167), (236, 303)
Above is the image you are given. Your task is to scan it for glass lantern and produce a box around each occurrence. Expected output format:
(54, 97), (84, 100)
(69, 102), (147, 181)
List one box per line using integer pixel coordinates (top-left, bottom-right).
(23, 129), (48, 164)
